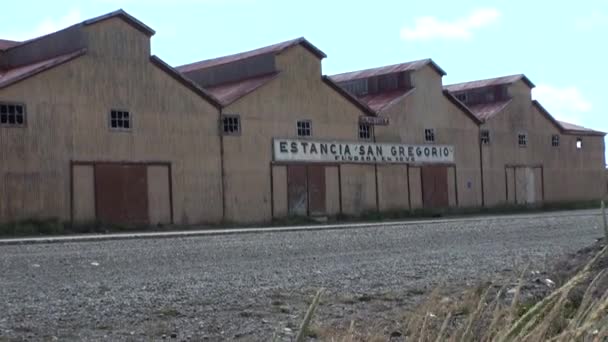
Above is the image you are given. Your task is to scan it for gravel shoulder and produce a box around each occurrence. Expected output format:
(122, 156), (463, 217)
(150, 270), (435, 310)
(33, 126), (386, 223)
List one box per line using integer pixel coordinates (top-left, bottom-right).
(0, 211), (604, 341)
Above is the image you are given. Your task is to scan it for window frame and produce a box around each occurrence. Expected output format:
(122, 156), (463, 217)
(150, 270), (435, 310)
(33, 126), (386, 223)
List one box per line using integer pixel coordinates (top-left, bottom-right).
(551, 134), (560, 147)
(0, 102), (27, 128)
(480, 129), (490, 145)
(576, 137), (583, 150)
(108, 109), (132, 132)
(359, 123), (372, 140)
(424, 128), (436, 143)
(518, 132), (528, 148)
(221, 114), (241, 136)
(297, 120), (312, 137)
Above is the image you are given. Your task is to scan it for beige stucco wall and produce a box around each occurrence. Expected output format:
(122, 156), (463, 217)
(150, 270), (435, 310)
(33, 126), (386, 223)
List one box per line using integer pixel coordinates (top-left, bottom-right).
(222, 45), (377, 222)
(0, 18), (223, 224)
(374, 65), (483, 209)
(479, 79), (606, 205)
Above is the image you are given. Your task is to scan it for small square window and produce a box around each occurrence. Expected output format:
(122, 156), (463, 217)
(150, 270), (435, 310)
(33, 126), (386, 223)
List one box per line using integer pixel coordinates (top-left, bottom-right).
(455, 93), (467, 102)
(359, 124), (371, 140)
(518, 133), (528, 147)
(551, 135), (560, 147)
(480, 130), (490, 145)
(297, 120), (311, 137)
(0, 103), (26, 127)
(576, 138), (583, 150)
(424, 128), (435, 143)
(222, 115), (240, 135)
(109, 109), (131, 131)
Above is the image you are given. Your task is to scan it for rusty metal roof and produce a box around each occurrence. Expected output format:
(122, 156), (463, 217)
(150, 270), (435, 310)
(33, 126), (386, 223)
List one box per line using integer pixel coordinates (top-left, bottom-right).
(176, 37), (327, 73)
(532, 100), (605, 136)
(206, 72), (279, 106)
(0, 49), (86, 89)
(0, 39), (20, 50)
(467, 100), (512, 122)
(444, 74), (535, 92)
(330, 59), (446, 83)
(357, 88), (415, 112)
(1, 9), (154, 53)
(150, 56), (221, 108)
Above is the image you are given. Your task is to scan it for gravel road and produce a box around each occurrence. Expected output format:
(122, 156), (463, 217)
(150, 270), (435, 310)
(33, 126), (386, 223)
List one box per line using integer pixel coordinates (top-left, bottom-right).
(0, 210), (604, 341)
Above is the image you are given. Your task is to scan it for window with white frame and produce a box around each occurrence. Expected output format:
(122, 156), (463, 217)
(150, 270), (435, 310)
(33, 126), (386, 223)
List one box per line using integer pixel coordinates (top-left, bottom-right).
(576, 138), (583, 150)
(551, 134), (560, 147)
(109, 109), (131, 131)
(518, 132), (528, 147)
(0, 103), (26, 127)
(480, 130), (490, 145)
(359, 124), (371, 140)
(297, 120), (311, 137)
(424, 128), (435, 143)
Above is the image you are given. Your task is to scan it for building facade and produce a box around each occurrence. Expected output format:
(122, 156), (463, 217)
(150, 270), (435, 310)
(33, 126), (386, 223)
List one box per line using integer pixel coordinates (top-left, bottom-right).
(445, 75), (606, 206)
(0, 10), (605, 226)
(0, 11), (223, 225)
(330, 60), (484, 210)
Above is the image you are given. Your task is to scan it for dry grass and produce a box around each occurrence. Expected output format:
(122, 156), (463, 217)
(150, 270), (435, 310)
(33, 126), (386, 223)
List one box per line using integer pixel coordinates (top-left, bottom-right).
(295, 245), (608, 341)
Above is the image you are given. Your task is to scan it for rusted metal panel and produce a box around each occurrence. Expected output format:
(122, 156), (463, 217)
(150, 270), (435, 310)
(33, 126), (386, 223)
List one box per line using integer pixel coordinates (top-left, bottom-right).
(330, 59), (444, 83)
(444, 74), (534, 93)
(307, 165), (326, 216)
(287, 165), (307, 216)
(421, 165), (449, 208)
(95, 163), (149, 224)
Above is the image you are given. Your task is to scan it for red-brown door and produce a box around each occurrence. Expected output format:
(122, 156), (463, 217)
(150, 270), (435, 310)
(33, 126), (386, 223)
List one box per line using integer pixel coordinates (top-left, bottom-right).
(307, 165), (326, 216)
(287, 165), (308, 216)
(95, 164), (149, 224)
(421, 165), (449, 208)
(287, 164), (326, 216)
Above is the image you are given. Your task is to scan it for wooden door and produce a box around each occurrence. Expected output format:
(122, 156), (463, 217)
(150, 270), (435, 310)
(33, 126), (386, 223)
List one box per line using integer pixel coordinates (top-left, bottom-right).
(421, 165), (449, 208)
(287, 165), (308, 216)
(307, 165), (326, 216)
(95, 164), (149, 224)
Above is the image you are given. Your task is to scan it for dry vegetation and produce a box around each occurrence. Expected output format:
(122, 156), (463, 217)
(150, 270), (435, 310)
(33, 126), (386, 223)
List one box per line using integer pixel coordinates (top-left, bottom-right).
(294, 243), (608, 341)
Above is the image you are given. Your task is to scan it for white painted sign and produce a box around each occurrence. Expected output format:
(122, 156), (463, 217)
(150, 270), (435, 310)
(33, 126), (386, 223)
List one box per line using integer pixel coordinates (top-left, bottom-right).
(273, 139), (454, 164)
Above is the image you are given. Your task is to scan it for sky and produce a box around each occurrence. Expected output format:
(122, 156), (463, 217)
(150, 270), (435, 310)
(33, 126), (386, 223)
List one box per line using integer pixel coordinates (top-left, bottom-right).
(1, 0), (607, 161)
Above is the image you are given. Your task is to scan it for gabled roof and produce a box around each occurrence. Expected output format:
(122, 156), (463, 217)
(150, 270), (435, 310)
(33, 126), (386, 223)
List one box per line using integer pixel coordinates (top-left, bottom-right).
(176, 37), (327, 73)
(466, 100), (512, 122)
(82, 9), (155, 37)
(1, 9), (154, 52)
(0, 49), (86, 89)
(0, 39), (20, 50)
(330, 59), (446, 83)
(444, 74), (535, 92)
(321, 76), (377, 116)
(206, 72), (279, 106)
(358, 88), (415, 112)
(532, 100), (605, 136)
(150, 56), (222, 108)
(442, 90), (483, 125)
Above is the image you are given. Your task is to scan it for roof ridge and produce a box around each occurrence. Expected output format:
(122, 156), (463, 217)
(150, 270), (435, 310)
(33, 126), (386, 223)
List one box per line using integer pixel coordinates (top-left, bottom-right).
(330, 59), (432, 78)
(1, 9), (154, 52)
(177, 37), (326, 73)
(444, 74), (535, 90)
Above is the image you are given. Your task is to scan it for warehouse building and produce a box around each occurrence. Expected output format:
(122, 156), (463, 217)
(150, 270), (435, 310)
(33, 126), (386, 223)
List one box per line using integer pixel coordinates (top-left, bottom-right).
(0, 10), (605, 227)
(330, 60), (484, 210)
(178, 39), (383, 222)
(0, 10), (224, 225)
(444, 75), (606, 205)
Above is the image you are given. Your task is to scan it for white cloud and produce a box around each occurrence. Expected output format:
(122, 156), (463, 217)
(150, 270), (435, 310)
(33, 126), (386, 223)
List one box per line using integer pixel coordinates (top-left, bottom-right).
(400, 8), (500, 41)
(7, 9), (82, 41)
(575, 12), (608, 31)
(532, 85), (592, 124)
